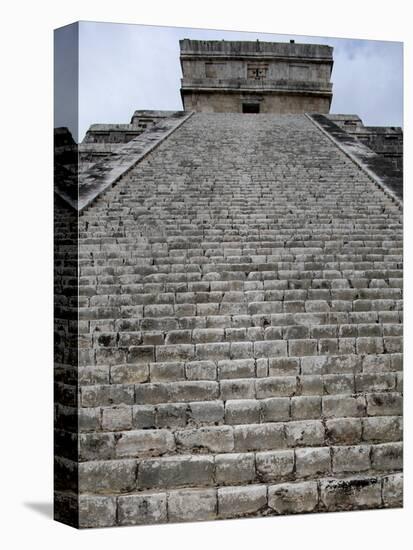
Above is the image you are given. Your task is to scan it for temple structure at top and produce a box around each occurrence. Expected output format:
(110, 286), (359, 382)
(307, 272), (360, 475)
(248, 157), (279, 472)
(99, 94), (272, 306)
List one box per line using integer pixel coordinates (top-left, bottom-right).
(179, 39), (334, 114)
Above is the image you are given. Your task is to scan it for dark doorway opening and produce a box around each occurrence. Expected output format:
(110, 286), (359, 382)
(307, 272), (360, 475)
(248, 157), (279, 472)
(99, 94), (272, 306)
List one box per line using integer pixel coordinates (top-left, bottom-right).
(242, 103), (260, 113)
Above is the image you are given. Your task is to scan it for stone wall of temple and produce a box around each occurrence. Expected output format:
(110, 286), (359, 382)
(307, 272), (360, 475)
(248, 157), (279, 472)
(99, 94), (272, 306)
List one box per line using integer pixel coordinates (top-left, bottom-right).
(180, 39), (333, 113)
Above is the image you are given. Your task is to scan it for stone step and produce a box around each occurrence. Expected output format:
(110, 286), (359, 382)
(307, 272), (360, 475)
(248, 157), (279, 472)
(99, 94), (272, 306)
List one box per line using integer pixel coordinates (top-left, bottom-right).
(78, 337), (402, 367)
(79, 323), (402, 349)
(73, 376), (403, 408)
(70, 444), (403, 497)
(62, 351), (402, 385)
(54, 471), (402, 527)
(56, 112), (403, 526)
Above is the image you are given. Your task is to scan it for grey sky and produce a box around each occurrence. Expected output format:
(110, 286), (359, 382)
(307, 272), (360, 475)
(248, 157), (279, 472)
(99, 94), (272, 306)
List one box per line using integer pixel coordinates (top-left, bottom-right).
(60, 21), (403, 141)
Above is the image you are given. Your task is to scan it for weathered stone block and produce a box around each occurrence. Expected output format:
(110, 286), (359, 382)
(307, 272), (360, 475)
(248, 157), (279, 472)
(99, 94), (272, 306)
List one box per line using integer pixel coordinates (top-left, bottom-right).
(320, 477), (382, 510)
(323, 395), (366, 418)
(79, 433), (116, 461)
(110, 363), (149, 384)
(227, 327), (248, 341)
(260, 397), (290, 422)
(371, 442), (403, 470)
(338, 338), (356, 354)
(79, 366), (109, 385)
(284, 301), (304, 313)
(81, 384), (134, 407)
(323, 374), (354, 395)
(168, 488), (217, 522)
(128, 346), (155, 364)
(116, 429), (175, 457)
(234, 423), (285, 452)
(225, 399), (260, 424)
(264, 326), (283, 340)
(254, 340), (287, 358)
(95, 348), (126, 366)
(355, 373), (395, 392)
(165, 329), (192, 344)
(356, 337), (384, 355)
(186, 360), (216, 380)
(218, 485), (267, 518)
(249, 302), (282, 315)
(135, 381), (218, 405)
(196, 342), (230, 360)
(325, 418), (362, 445)
(289, 339), (317, 356)
(332, 445), (371, 473)
(268, 357), (300, 375)
(156, 403), (187, 428)
(312, 325), (337, 338)
(188, 400), (224, 425)
(256, 450), (294, 481)
(171, 381), (220, 403)
(79, 459), (137, 494)
(138, 455), (214, 489)
(362, 354), (392, 373)
(391, 353), (403, 371)
(78, 407), (101, 432)
(285, 420), (325, 447)
(268, 481), (318, 513)
(101, 406), (132, 431)
(230, 341), (253, 359)
(193, 328), (224, 343)
(79, 495), (117, 528)
(175, 426), (234, 453)
(132, 405), (156, 429)
(319, 338), (339, 354)
(295, 447), (331, 477)
(366, 392), (402, 416)
(256, 358), (269, 377)
(144, 304), (174, 317)
(382, 473), (403, 507)
(299, 375), (324, 395)
(305, 300), (329, 313)
(383, 336), (403, 353)
(149, 362), (185, 382)
(291, 396), (321, 419)
(156, 344), (195, 362)
(117, 332), (142, 347)
(284, 325), (310, 340)
(358, 324), (381, 337)
(118, 493), (167, 525)
(324, 354), (361, 374)
(301, 355), (327, 375)
(256, 376), (296, 398)
(220, 379), (255, 400)
(218, 359), (255, 379)
(362, 416), (402, 443)
(215, 453), (256, 484)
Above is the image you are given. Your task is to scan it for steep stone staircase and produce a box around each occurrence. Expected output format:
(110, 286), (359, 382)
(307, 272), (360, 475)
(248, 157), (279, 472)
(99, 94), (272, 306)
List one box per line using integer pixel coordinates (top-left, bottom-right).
(57, 113), (403, 527)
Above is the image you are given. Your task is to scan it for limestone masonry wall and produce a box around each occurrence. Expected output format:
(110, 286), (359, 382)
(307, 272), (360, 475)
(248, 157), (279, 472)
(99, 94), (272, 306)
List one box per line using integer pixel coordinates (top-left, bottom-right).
(180, 39), (333, 113)
(183, 92), (330, 114)
(54, 113), (403, 527)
